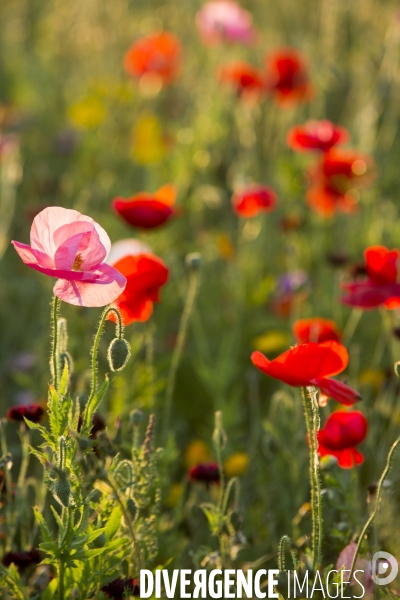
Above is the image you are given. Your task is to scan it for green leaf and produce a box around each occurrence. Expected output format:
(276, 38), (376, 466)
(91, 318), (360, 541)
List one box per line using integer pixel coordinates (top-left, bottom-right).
(81, 375), (109, 434)
(33, 507), (53, 544)
(105, 506), (121, 542)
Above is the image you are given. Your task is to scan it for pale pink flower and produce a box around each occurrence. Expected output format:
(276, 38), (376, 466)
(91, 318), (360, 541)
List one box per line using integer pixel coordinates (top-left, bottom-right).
(196, 1), (257, 46)
(12, 207), (126, 307)
(336, 541), (373, 595)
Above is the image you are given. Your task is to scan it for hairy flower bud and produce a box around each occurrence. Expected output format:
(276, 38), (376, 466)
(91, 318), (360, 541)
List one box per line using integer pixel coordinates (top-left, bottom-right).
(107, 338), (131, 372)
(185, 252), (202, 271)
(126, 497), (137, 520)
(51, 477), (71, 507)
(129, 409), (144, 425)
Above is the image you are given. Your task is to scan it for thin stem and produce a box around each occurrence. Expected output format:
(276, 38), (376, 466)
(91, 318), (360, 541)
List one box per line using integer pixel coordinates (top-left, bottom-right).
(58, 555), (65, 600)
(144, 321), (155, 409)
(309, 388), (323, 567)
(347, 435), (400, 588)
(88, 307), (123, 404)
(162, 269), (200, 442)
(51, 296), (61, 391)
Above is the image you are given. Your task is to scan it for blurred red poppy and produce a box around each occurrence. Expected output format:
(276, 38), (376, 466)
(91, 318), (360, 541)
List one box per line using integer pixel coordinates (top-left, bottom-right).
(342, 245), (400, 309)
(232, 184), (277, 217)
(113, 185), (176, 229)
(2, 550), (41, 570)
(219, 61), (263, 100)
(101, 578), (140, 599)
(251, 341), (361, 406)
(317, 411), (367, 468)
(123, 32), (181, 84)
(7, 404), (45, 424)
(287, 120), (349, 153)
(306, 149), (374, 217)
(265, 48), (313, 105)
(109, 254), (169, 325)
(293, 317), (341, 344)
(188, 462), (220, 483)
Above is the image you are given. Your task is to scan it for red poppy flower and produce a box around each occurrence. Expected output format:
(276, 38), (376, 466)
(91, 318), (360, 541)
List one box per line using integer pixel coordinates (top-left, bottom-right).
(113, 185), (176, 229)
(2, 550), (41, 570)
(219, 61), (264, 99)
(188, 462), (220, 483)
(123, 32), (181, 85)
(317, 411), (367, 468)
(306, 149), (374, 217)
(265, 48), (313, 105)
(287, 120), (349, 153)
(342, 245), (400, 309)
(232, 184), (277, 217)
(109, 254), (169, 325)
(7, 404), (45, 424)
(293, 318), (341, 344)
(101, 578), (139, 599)
(251, 341), (361, 406)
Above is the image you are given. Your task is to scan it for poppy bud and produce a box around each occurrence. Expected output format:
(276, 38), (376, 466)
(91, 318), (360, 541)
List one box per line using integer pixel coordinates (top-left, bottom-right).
(52, 477), (72, 507)
(60, 351), (74, 376)
(129, 409), (144, 425)
(107, 338), (131, 372)
(185, 252), (202, 271)
(127, 498), (137, 520)
(93, 533), (106, 548)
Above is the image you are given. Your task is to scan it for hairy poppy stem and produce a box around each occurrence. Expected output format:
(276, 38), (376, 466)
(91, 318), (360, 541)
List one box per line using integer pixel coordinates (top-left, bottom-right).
(346, 435), (400, 590)
(88, 306), (123, 403)
(162, 266), (200, 443)
(301, 387), (322, 569)
(51, 296), (61, 391)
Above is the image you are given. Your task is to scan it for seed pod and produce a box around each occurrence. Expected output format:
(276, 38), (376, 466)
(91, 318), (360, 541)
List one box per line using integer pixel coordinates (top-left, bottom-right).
(129, 409), (144, 425)
(185, 252), (202, 271)
(52, 477), (72, 507)
(107, 338), (131, 372)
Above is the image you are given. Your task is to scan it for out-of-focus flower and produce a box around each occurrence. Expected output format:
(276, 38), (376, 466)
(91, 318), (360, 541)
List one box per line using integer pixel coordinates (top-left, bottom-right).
(336, 542), (373, 594)
(216, 234), (235, 260)
(342, 246), (400, 309)
(232, 184), (277, 217)
(2, 550), (41, 569)
(224, 452), (249, 477)
(280, 213), (304, 232)
(7, 404), (45, 424)
(196, 1), (257, 46)
(8, 352), (36, 373)
(101, 577), (140, 599)
(317, 411), (367, 468)
(251, 341), (361, 406)
(359, 369), (385, 391)
(271, 270), (309, 319)
(165, 483), (184, 508)
(185, 440), (212, 468)
(188, 462), (220, 484)
(252, 331), (291, 354)
(53, 130), (78, 155)
(265, 48), (313, 106)
(219, 61), (263, 101)
(131, 114), (168, 164)
(293, 317), (341, 344)
(287, 120), (349, 153)
(124, 32), (181, 85)
(113, 185), (176, 229)
(0, 133), (20, 160)
(277, 270), (308, 295)
(307, 149), (375, 217)
(12, 207), (126, 307)
(108, 252), (169, 325)
(326, 252), (350, 268)
(68, 97), (105, 129)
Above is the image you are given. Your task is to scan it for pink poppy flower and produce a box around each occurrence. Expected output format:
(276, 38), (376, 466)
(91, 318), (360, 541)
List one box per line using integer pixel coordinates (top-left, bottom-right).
(12, 207), (126, 307)
(196, 1), (257, 46)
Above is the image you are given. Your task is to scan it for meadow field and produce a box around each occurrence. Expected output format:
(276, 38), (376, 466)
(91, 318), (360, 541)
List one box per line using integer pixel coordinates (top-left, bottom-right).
(1, 0), (400, 597)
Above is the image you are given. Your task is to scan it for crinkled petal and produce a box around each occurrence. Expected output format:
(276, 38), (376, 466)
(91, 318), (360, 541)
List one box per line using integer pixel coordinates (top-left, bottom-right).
(341, 282), (400, 309)
(53, 264), (126, 307)
(54, 222), (107, 270)
(12, 241), (54, 270)
(313, 377), (361, 406)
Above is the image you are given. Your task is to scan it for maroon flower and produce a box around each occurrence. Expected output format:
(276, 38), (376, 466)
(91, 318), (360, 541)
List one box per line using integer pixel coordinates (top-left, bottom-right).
(101, 577), (139, 599)
(188, 462), (220, 483)
(2, 550), (41, 569)
(7, 404), (45, 424)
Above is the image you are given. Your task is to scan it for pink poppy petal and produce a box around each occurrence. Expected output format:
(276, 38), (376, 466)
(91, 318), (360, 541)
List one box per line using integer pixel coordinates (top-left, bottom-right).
(53, 264), (126, 307)
(12, 241), (54, 269)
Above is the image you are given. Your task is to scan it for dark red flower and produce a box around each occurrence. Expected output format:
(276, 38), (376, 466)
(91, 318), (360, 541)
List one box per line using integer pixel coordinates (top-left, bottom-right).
(317, 411), (367, 468)
(7, 404), (45, 424)
(342, 245), (400, 309)
(232, 185), (277, 217)
(113, 185), (176, 230)
(287, 120), (349, 153)
(101, 577), (139, 599)
(109, 253), (169, 325)
(265, 48), (313, 105)
(123, 32), (181, 84)
(293, 318), (341, 344)
(251, 341), (361, 406)
(306, 149), (375, 217)
(219, 61), (263, 100)
(188, 462), (220, 483)
(2, 550), (41, 569)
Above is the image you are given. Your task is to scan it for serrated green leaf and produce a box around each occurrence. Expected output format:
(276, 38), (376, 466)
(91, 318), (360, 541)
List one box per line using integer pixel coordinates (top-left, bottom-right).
(105, 506), (121, 541)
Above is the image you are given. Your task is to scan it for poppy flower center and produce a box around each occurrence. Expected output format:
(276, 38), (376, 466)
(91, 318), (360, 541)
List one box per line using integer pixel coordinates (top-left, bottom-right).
(72, 253), (84, 271)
